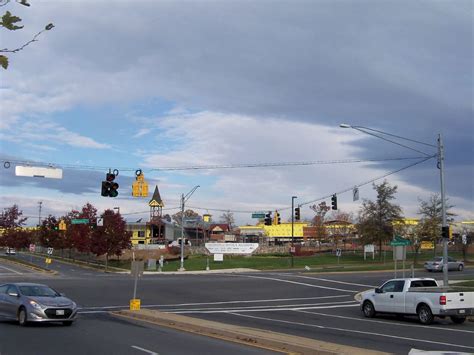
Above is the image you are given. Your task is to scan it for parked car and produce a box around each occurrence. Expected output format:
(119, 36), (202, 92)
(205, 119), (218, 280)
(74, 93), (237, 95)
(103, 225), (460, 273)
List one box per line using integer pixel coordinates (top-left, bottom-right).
(424, 257), (464, 272)
(4, 248), (16, 255)
(0, 283), (78, 326)
(359, 278), (474, 324)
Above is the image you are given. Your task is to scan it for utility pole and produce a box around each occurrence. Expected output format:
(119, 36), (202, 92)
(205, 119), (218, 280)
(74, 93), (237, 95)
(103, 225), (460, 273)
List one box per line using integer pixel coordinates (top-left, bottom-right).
(438, 134), (449, 286)
(179, 186), (200, 271)
(291, 196), (297, 267)
(38, 201), (42, 226)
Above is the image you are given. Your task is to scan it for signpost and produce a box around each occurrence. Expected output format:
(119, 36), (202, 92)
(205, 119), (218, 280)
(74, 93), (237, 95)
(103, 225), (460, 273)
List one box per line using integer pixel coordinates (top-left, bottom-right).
(130, 261), (144, 311)
(336, 248), (342, 264)
(251, 213), (265, 219)
(390, 236), (411, 278)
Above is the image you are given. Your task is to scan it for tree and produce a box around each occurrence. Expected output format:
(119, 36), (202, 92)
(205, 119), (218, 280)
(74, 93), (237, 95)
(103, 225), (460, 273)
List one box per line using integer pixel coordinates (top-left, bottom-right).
(416, 194), (455, 256)
(0, 204), (28, 248)
(219, 211), (235, 229)
(310, 202), (330, 246)
(0, 0), (54, 69)
(64, 203), (98, 255)
(326, 210), (355, 249)
(38, 215), (65, 250)
(357, 180), (403, 259)
(172, 209), (200, 225)
(90, 209), (131, 271)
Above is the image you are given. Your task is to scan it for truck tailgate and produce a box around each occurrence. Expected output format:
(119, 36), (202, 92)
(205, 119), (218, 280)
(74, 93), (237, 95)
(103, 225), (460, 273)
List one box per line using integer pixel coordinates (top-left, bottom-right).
(445, 291), (474, 309)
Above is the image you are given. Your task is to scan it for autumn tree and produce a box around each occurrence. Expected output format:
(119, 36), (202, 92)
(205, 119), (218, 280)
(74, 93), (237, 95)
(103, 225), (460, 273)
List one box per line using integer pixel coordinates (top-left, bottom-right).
(0, 204), (28, 247)
(416, 194), (455, 256)
(310, 202), (330, 246)
(0, 0), (54, 69)
(64, 203), (98, 255)
(357, 181), (403, 259)
(90, 209), (131, 271)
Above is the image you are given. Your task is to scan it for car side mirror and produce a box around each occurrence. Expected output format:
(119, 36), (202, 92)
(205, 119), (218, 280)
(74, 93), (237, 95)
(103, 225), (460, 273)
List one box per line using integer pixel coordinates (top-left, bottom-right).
(375, 288), (383, 294)
(8, 291), (19, 297)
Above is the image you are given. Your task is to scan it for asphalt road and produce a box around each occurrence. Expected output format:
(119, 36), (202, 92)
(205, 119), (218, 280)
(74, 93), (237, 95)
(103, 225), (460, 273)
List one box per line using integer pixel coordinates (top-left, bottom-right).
(1, 254), (473, 354)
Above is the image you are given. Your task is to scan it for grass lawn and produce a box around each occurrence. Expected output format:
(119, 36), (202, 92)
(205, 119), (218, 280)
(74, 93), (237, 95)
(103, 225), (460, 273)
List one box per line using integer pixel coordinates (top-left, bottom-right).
(108, 250), (469, 272)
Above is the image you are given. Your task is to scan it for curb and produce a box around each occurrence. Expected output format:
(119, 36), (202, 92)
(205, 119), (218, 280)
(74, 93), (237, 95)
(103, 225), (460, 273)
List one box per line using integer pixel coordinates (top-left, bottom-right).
(0, 256), (57, 275)
(112, 309), (388, 355)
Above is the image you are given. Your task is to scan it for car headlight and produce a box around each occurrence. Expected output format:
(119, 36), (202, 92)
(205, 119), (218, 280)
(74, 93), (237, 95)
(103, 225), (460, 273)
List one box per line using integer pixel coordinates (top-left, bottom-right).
(29, 300), (43, 310)
(71, 302), (77, 309)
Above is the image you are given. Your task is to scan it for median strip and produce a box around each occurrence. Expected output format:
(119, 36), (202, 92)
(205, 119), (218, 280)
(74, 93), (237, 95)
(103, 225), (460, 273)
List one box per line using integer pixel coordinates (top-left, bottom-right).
(112, 309), (387, 355)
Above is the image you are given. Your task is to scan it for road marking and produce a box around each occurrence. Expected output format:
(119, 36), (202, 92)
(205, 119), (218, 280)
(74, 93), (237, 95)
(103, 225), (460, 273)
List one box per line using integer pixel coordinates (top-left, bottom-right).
(295, 310), (474, 334)
(0, 264), (23, 274)
(288, 274), (377, 287)
(228, 313), (474, 350)
(235, 274), (358, 293)
(78, 294), (351, 311)
(131, 345), (159, 355)
(169, 303), (360, 314)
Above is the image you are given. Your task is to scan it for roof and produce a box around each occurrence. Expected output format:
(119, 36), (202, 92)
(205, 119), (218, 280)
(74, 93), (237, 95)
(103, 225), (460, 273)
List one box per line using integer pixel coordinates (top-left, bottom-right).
(149, 185), (164, 207)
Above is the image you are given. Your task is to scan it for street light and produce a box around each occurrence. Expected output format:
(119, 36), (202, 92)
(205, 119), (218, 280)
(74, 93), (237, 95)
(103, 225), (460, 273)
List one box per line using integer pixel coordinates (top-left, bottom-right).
(340, 124), (449, 285)
(179, 185), (200, 271)
(291, 196), (297, 268)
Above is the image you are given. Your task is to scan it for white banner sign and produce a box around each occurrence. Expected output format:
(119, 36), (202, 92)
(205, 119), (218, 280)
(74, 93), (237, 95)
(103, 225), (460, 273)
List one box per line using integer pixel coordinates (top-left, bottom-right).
(205, 243), (259, 255)
(364, 244), (374, 253)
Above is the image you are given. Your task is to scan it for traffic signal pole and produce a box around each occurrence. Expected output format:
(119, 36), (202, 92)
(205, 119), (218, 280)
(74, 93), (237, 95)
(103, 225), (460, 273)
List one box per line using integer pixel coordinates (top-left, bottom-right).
(438, 134), (449, 286)
(291, 196), (297, 268)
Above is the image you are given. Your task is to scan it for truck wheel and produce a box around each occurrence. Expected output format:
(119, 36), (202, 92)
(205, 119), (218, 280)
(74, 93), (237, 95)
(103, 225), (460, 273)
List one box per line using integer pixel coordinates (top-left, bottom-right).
(451, 316), (466, 324)
(458, 264), (463, 271)
(362, 301), (376, 318)
(417, 304), (434, 325)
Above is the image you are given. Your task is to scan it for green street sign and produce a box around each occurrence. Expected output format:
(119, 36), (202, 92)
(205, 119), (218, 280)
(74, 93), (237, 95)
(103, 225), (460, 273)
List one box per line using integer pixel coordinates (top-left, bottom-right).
(390, 235), (411, 246)
(251, 213), (265, 219)
(71, 218), (89, 224)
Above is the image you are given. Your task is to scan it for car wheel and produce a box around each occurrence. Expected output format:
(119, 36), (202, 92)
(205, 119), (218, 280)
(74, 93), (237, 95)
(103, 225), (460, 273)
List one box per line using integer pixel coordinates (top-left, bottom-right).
(62, 321), (73, 326)
(458, 264), (464, 271)
(451, 316), (466, 324)
(362, 301), (376, 318)
(417, 304), (434, 325)
(18, 307), (28, 326)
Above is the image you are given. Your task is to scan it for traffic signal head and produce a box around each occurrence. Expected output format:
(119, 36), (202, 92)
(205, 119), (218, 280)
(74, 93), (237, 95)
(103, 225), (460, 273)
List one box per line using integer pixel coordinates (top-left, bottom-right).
(331, 194), (338, 210)
(294, 207), (300, 221)
(101, 173), (119, 197)
(441, 226), (449, 239)
(264, 212), (272, 226)
(276, 212), (281, 225)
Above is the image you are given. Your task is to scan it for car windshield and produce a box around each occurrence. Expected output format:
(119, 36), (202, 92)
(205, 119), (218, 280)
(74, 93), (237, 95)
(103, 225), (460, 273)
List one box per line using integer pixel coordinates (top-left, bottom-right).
(433, 257), (443, 262)
(19, 285), (60, 297)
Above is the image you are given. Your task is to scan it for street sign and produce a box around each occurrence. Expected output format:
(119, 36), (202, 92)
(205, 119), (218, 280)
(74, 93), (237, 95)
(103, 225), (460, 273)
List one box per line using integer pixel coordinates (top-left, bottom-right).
(47, 247), (54, 255)
(336, 248), (342, 257)
(130, 298), (141, 311)
(390, 235), (411, 246)
(353, 187), (359, 201)
(45, 258), (52, 264)
(71, 219), (89, 224)
(29, 244), (36, 252)
(97, 218), (103, 227)
(251, 213), (265, 219)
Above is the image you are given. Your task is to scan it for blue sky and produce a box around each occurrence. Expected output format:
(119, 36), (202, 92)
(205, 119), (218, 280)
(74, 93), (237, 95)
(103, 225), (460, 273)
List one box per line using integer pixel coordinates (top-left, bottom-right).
(0, 0), (472, 226)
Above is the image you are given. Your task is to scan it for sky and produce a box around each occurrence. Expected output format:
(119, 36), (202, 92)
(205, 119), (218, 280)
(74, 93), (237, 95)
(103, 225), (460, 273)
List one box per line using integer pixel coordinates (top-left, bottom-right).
(0, 0), (473, 226)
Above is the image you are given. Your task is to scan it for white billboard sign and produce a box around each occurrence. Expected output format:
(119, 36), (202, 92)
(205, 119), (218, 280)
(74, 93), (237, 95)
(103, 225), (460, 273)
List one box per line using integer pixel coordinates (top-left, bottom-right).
(205, 243), (259, 255)
(15, 166), (63, 179)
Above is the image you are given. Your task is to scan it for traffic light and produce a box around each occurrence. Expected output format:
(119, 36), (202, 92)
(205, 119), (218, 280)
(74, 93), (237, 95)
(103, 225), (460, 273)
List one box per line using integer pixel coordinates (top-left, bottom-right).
(264, 212), (272, 226)
(331, 194), (337, 210)
(442, 226), (450, 239)
(275, 211), (281, 225)
(101, 172), (119, 197)
(294, 207), (300, 221)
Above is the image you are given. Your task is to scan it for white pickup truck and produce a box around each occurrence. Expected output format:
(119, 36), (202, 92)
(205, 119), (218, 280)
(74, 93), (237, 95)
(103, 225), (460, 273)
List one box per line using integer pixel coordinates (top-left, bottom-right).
(360, 278), (474, 324)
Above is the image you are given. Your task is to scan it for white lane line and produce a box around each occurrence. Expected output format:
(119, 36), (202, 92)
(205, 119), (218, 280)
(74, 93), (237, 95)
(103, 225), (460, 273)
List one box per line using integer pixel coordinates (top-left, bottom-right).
(295, 310), (474, 334)
(0, 264), (23, 274)
(228, 312), (474, 351)
(288, 274), (377, 288)
(131, 345), (159, 355)
(235, 274), (358, 293)
(78, 294), (351, 310)
(169, 303), (360, 314)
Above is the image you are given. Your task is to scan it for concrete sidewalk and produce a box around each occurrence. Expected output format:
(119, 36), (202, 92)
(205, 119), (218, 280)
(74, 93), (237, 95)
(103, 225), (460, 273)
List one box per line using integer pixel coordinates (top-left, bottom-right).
(113, 309), (388, 355)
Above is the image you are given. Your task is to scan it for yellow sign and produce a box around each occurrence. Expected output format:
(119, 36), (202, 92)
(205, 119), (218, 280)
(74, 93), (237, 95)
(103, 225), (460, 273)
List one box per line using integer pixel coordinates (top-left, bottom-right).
(132, 172), (149, 197)
(59, 220), (67, 231)
(130, 298), (141, 311)
(45, 258), (52, 264)
(420, 241), (434, 250)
